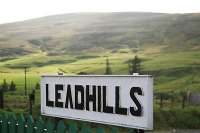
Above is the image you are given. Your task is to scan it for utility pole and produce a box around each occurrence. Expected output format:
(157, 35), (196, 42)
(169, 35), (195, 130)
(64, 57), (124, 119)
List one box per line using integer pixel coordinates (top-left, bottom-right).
(24, 67), (27, 96)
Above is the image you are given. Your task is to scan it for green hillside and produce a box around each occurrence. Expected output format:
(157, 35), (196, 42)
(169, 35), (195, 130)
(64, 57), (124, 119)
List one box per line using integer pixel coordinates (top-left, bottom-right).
(0, 12), (200, 57)
(0, 12), (200, 129)
(0, 12), (199, 91)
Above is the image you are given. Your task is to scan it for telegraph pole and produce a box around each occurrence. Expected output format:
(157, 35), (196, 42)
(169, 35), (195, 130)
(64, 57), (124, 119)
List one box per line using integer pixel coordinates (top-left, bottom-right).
(24, 67), (27, 96)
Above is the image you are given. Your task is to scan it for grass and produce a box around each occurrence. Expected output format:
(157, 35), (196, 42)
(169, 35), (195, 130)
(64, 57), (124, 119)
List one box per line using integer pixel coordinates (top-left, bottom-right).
(0, 46), (200, 93)
(0, 47), (200, 130)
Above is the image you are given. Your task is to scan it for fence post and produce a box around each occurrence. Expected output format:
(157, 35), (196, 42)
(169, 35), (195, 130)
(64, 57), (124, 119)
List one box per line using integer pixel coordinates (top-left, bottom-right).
(26, 115), (34, 133)
(0, 113), (149, 133)
(68, 122), (78, 133)
(17, 114), (25, 133)
(34, 116), (44, 133)
(0, 114), (3, 132)
(80, 123), (92, 133)
(8, 113), (16, 133)
(45, 119), (55, 133)
(111, 127), (119, 133)
(1, 113), (8, 133)
(56, 120), (66, 133)
(96, 127), (105, 133)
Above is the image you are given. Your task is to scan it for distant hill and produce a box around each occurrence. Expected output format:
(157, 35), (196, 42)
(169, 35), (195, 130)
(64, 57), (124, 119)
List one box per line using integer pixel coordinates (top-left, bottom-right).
(0, 12), (200, 57)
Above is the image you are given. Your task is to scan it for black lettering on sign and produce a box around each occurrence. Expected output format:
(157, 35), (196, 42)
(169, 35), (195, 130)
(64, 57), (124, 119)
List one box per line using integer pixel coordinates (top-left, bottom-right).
(65, 85), (73, 109)
(103, 86), (114, 114)
(86, 85), (97, 111)
(55, 84), (64, 108)
(75, 85), (84, 110)
(46, 84), (54, 107)
(115, 86), (127, 115)
(130, 87), (143, 116)
(97, 86), (102, 112)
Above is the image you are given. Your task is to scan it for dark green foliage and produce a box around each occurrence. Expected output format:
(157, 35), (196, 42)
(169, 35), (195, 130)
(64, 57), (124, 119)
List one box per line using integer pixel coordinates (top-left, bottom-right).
(1, 79), (8, 91)
(9, 81), (16, 91)
(29, 89), (36, 114)
(154, 107), (200, 129)
(35, 83), (40, 90)
(105, 58), (112, 75)
(155, 91), (178, 109)
(129, 56), (141, 74)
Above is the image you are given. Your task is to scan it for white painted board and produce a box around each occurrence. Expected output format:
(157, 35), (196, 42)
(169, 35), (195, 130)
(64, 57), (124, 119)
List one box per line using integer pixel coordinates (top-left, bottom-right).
(41, 75), (153, 130)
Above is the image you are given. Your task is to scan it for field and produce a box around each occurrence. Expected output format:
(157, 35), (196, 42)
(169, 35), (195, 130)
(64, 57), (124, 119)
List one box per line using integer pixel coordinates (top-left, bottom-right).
(1, 46), (200, 92)
(0, 46), (200, 129)
(0, 12), (200, 130)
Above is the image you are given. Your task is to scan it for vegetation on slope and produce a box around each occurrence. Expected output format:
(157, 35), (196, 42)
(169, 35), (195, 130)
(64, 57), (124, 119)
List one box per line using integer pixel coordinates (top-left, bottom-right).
(0, 12), (200, 130)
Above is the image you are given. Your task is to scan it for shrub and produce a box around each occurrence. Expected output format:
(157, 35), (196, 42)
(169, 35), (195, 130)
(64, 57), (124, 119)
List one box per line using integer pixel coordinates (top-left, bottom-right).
(35, 83), (40, 90)
(9, 81), (16, 91)
(1, 79), (8, 91)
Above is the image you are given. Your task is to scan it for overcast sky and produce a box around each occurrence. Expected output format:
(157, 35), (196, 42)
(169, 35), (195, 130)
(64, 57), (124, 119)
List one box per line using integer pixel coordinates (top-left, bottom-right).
(0, 0), (199, 24)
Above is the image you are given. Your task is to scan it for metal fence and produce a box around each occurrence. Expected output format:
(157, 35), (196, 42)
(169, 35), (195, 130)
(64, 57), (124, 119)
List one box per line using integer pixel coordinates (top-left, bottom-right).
(0, 113), (141, 133)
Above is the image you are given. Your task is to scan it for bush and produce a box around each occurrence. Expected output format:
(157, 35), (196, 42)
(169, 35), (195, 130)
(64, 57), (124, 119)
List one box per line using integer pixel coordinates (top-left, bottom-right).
(35, 83), (40, 90)
(1, 79), (8, 91)
(9, 81), (16, 91)
(154, 107), (200, 129)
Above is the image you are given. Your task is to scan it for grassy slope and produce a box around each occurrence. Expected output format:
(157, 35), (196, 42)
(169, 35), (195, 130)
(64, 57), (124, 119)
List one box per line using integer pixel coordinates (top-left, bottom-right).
(0, 46), (199, 93)
(0, 12), (200, 129)
(0, 12), (200, 57)
(0, 46), (200, 129)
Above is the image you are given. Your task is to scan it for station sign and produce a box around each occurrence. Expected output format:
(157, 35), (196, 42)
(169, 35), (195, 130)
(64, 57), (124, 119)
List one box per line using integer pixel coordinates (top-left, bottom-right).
(41, 75), (153, 130)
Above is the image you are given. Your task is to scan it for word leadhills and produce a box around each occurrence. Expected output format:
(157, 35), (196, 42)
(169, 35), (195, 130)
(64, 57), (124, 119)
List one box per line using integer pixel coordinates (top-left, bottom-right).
(46, 84), (143, 116)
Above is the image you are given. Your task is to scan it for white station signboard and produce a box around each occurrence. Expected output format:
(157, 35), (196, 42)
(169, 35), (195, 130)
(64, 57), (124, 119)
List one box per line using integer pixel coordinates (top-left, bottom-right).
(41, 75), (153, 130)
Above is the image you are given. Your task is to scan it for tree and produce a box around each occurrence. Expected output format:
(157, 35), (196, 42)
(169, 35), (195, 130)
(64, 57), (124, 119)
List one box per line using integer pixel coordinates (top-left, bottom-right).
(129, 55), (141, 74)
(9, 81), (16, 91)
(105, 58), (112, 75)
(35, 82), (40, 90)
(1, 79), (8, 91)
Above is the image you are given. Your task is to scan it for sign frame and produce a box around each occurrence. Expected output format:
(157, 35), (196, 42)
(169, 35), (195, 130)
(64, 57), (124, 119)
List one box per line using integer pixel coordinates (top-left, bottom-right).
(41, 75), (153, 130)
